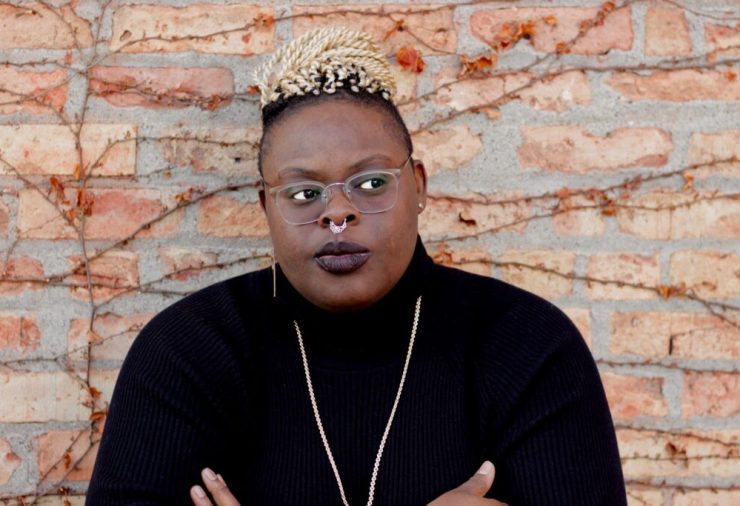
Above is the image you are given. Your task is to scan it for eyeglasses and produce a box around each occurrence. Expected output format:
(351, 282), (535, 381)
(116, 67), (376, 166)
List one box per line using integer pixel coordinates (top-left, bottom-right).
(263, 154), (413, 225)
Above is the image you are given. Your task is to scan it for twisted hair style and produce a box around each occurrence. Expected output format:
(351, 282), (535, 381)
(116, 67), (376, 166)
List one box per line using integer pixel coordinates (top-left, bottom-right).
(253, 26), (413, 176)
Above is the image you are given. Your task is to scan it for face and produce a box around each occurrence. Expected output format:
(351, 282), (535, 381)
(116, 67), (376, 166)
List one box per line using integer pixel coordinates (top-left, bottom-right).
(259, 99), (427, 312)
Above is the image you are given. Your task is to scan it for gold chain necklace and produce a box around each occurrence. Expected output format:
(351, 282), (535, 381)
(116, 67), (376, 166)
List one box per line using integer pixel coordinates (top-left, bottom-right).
(293, 295), (422, 506)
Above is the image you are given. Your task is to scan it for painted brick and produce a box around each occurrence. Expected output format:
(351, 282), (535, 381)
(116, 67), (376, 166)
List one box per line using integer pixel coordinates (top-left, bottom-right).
(551, 193), (607, 236)
(673, 489), (740, 506)
(197, 196), (268, 238)
(682, 371), (740, 418)
(90, 369), (119, 406)
(160, 247), (219, 281)
(618, 188), (740, 239)
(293, 4), (456, 54)
(626, 486), (663, 506)
(586, 252), (660, 300)
(67, 312), (154, 362)
(0, 257), (44, 296)
(38, 429), (98, 482)
(705, 23), (740, 57)
(161, 127), (260, 175)
(562, 307), (591, 349)
(67, 250), (139, 303)
(645, 8), (691, 56)
(601, 372), (668, 420)
(470, 6), (632, 55)
(0, 3), (93, 49)
(607, 70), (740, 101)
(18, 188), (178, 240)
(0, 438), (20, 486)
(110, 4), (274, 55)
(0, 200), (7, 236)
(5, 497), (85, 506)
(429, 242), (492, 276)
(498, 250), (576, 300)
(519, 126), (672, 172)
(0, 371), (87, 422)
(412, 125), (482, 176)
(433, 70), (590, 113)
(90, 66), (234, 110)
(618, 428), (740, 478)
(419, 193), (531, 237)
(670, 250), (740, 299)
(0, 124), (136, 177)
(0, 313), (41, 352)
(611, 311), (740, 360)
(687, 130), (740, 177)
(0, 67), (67, 114)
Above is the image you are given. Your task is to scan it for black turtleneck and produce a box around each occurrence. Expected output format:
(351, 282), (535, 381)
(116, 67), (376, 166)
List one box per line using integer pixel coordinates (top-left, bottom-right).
(87, 238), (626, 505)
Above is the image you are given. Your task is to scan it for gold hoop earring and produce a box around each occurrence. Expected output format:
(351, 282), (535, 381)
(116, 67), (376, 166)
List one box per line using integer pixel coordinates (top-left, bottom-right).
(271, 249), (277, 298)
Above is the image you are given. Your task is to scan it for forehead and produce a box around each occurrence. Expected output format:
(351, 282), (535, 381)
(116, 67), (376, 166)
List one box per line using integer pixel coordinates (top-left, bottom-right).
(261, 99), (407, 180)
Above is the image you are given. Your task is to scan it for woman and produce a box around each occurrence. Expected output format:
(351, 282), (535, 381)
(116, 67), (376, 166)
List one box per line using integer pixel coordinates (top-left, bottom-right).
(87, 27), (626, 505)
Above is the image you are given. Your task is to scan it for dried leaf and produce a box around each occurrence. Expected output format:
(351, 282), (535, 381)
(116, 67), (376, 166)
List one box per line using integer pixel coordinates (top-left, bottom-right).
(246, 85), (260, 95)
(90, 410), (107, 423)
(49, 176), (70, 204)
(396, 46), (425, 73)
(682, 172), (694, 190)
(175, 188), (193, 204)
(384, 19), (405, 41)
(89, 386), (102, 399)
(544, 15), (558, 27)
(556, 187), (571, 200)
(253, 13), (274, 29)
(76, 188), (95, 216)
(62, 451), (72, 470)
(459, 54), (497, 78)
(458, 211), (477, 226)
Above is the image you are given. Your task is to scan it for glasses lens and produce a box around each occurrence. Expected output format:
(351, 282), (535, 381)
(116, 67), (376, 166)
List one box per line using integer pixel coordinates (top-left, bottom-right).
(275, 183), (326, 224)
(347, 170), (400, 214)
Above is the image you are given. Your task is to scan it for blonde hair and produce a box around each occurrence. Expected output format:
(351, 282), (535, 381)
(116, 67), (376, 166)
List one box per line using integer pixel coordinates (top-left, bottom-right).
(253, 26), (397, 109)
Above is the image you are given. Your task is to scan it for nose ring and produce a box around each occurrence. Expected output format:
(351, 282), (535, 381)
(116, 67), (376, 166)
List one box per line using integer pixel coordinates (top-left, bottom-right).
(329, 218), (347, 235)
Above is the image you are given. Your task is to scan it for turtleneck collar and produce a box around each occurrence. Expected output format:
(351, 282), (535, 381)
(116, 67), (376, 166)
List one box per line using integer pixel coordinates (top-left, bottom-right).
(273, 236), (431, 369)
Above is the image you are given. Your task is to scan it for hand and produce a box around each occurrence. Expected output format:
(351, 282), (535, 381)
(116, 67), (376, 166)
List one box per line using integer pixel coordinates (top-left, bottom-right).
(190, 467), (240, 506)
(427, 461), (508, 506)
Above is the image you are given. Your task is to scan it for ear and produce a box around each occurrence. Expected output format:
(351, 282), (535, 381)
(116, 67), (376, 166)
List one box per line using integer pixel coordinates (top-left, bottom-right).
(412, 158), (427, 211)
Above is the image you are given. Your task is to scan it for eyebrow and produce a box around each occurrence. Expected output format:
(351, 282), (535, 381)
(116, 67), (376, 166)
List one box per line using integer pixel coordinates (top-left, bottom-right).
(277, 154), (393, 180)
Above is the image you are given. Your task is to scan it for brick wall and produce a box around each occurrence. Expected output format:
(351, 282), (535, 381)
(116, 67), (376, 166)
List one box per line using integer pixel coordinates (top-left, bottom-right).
(0, 1), (738, 504)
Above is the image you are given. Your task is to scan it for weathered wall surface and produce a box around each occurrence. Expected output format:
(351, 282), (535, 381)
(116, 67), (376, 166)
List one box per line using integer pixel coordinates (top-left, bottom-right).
(0, 1), (738, 504)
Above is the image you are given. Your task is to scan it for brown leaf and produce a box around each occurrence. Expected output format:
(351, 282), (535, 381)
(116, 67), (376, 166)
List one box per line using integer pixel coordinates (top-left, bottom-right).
(384, 19), (405, 41)
(73, 163), (82, 180)
(90, 410), (107, 423)
(175, 188), (193, 204)
(556, 187), (571, 199)
(544, 15), (558, 27)
(682, 172), (694, 190)
(396, 46), (425, 73)
(49, 176), (69, 204)
(458, 211), (477, 226)
(88, 386), (102, 399)
(253, 13), (274, 29)
(246, 85), (260, 95)
(459, 54), (497, 78)
(62, 451), (72, 470)
(76, 188), (95, 216)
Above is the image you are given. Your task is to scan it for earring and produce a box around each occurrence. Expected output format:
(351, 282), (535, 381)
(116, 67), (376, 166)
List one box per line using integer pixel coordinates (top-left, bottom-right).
(270, 249), (277, 298)
(417, 203), (424, 210)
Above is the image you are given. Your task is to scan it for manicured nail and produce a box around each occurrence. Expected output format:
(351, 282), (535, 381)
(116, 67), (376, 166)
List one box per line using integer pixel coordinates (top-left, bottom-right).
(193, 485), (206, 499)
(477, 460), (494, 475)
(217, 473), (225, 484)
(204, 467), (217, 481)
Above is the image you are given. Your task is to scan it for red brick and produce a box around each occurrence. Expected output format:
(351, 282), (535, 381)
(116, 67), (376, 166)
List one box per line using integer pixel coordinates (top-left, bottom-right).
(470, 6), (632, 55)
(0, 313), (40, 352)
(645, 8), (691, 56)
(0, 257), (44, 296)
(682, 371), (740, 418)
(519, 126), (672, 172)
(611, 311), (740, 360)
(0, 437), (20, 486)
(551, 193), (607, 236)
(197, 196), (268, 238)
(90, 369), (119, 406)
(0, 124), (136, 177)
(687, 130), (740, 178)
(412, 125), (482, 176)
(498, 250), (575, 300)
(7, 496), (85, 505)
(673, 489), (740, 506)
(562, 307), (591, 349)
(67, 312), (154, 362)
(618, 428), (740, 478)
(618, 188), (740, 240)
(90, 66), (234, 110)
(587, 253), (660, 300)
(601, 372), (668, 420)
(0, 371), (87, 422)
(110, 4), (274, 55)
(160, 247), (218, 281)
(293, 4), (456, 54)
(429, 242), (492, 276)
(0, 67), (67, 114)
(626, 486), (663, 506)
(670, 250), (740, 299)
(161, 127), (260, 175)
(0, 200), (7, 236)
(38, 429), (98, 482)
(705, 23), (740, 57)
(0, 3), (93, 49)
(419, 193), (531, 238)
(67, 250), (139, 303)
(607, 70), (740, 101)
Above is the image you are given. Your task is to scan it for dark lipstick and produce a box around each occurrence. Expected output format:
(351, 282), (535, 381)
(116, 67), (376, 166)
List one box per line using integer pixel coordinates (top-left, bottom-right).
(314, 241), (370, 274)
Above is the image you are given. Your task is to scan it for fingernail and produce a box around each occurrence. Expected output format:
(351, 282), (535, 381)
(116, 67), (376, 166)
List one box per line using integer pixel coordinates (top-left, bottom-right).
(477, 461), (494, 475)
(204, 467), (217, 481)
(193, 486), (206, 499)
(216, 473), (225, 484)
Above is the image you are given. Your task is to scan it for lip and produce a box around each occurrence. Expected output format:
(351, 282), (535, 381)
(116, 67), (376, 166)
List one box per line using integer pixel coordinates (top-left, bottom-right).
(314, 241), (371, 275)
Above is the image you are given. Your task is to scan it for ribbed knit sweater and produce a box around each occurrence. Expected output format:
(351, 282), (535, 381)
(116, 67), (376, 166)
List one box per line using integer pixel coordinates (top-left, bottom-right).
(86, 238), (627, 505)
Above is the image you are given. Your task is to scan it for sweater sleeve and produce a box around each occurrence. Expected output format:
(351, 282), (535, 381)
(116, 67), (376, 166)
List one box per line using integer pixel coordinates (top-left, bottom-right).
(483, 302), (627, 505)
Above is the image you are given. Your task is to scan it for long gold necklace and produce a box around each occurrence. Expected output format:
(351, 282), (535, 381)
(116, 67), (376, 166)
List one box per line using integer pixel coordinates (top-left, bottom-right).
(293, 295), (422, 506)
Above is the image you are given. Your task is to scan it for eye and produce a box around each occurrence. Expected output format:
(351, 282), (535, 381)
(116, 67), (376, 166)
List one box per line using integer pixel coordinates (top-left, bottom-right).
(355, 173), (390, 191)
(288, 187), (321, 202)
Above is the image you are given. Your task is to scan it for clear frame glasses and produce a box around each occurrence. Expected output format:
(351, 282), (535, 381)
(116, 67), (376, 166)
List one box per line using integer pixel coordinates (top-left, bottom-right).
(263, 154), (413, 225)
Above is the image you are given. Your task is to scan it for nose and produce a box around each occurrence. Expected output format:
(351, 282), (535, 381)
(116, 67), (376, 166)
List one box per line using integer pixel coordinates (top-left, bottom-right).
(319, 182), (357, 229)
